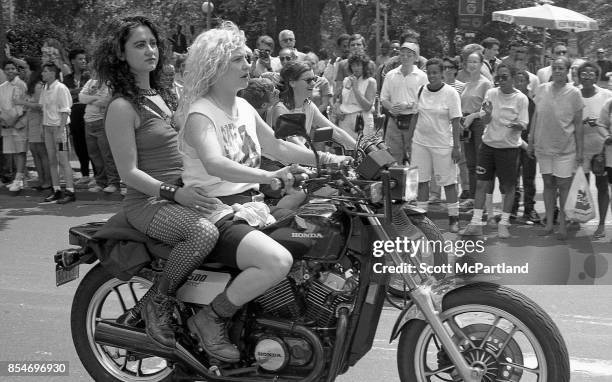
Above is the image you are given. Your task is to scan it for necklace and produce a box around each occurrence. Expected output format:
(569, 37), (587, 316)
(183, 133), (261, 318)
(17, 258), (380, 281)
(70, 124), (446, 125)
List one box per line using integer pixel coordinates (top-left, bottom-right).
(139, 88), (158, 96)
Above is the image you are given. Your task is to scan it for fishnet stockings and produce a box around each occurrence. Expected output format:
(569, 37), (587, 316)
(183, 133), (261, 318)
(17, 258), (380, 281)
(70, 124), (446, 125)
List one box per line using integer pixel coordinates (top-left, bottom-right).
(146, 203), (219, 295)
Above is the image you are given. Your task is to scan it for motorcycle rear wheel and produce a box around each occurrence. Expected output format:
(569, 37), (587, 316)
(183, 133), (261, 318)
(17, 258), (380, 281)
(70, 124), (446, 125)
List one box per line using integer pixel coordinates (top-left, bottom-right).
(397, 283), (569, 382)
(71, 264), (175, 382)
(387, 214), (447, 297)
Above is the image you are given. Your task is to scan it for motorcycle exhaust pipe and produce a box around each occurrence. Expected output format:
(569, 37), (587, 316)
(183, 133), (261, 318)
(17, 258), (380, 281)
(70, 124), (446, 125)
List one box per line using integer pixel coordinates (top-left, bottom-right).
(94, 321), (210, 375)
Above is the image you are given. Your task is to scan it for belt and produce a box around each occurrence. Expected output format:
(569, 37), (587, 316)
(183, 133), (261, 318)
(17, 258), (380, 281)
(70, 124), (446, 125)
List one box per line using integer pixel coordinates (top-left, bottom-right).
(218, 189), (264, 205)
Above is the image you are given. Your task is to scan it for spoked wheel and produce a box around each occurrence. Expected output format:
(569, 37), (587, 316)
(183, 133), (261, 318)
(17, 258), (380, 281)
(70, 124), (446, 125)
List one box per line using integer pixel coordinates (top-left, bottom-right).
(71, 264), (175, 382)
(397, 283), (570, 382)
(388, 214), (448, 298)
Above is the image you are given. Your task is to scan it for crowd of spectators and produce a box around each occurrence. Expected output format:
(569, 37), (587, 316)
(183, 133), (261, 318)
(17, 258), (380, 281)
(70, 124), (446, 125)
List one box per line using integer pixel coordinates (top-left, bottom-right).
(1, 25), (611, 240)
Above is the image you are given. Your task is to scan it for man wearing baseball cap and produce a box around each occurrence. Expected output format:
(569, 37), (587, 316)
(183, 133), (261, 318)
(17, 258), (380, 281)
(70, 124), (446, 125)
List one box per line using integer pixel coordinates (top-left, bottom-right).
(596, 48), (612, 89)
(379, 42), (428, 163)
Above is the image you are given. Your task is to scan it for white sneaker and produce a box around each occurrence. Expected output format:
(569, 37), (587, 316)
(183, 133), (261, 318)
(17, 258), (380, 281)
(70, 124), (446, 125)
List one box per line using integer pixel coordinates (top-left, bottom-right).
(75, 176), (91, 185)
(103, 184), (118, 193)
(8, 179), (24, 192)
(89, 185), (103, 192)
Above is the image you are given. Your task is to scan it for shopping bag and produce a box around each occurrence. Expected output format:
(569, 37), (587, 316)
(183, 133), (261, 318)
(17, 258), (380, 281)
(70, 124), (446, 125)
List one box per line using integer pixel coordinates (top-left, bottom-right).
(563, 166), (596, 223)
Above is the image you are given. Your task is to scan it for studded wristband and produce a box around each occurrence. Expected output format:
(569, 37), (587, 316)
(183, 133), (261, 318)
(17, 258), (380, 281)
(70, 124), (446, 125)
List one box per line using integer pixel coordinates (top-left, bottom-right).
(159, 183), (179, 201)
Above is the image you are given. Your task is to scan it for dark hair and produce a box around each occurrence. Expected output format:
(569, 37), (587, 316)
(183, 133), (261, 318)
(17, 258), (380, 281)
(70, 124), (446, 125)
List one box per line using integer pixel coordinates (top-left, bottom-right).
(336, 33), (350, 47)
(238, 78), (275, 109)
(24, 57), (41, 73)
(68, 48), (86, 62)
(515, 70), (530, 83)
(256, 35), (274, 49)
(425, 58), (444, 72)
(279, 61), (310, 110)
(442, 56), (459, 70)
(481, 37), (500, 49)
(26, 68), (43, 95)
(381, 40), (391, 49)
(400, 29), (420, 44)
(42, 62), (60, 79)
(92, 15), (167, 105)
(495, 63), (517, 77)
(348, 53), (372, 78)
(577, 61), (601, 79)
(2, 60), (16, 69)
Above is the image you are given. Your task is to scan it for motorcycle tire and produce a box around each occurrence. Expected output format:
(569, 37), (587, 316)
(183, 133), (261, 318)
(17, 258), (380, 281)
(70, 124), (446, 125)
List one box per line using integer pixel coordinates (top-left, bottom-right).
(397, 283), (570, 382)
(387, 214), (447, 298)
(71, 264), (176, 382)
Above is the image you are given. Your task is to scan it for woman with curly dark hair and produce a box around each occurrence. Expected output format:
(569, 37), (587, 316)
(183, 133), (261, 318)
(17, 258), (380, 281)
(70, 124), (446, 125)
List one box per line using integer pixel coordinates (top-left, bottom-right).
(92, 15), (220, 350)
(336, 53), (378, 140)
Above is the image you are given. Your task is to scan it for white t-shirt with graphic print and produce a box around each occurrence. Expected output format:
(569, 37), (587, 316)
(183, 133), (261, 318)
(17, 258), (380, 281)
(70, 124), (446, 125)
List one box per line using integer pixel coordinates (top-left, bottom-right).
(179, 96), (261, 197)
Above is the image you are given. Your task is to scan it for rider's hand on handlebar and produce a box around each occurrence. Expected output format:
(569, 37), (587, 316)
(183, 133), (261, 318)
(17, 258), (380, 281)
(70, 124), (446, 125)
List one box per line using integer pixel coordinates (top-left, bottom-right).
(174, 186), (223, 214)
(270, 164), (313, 192)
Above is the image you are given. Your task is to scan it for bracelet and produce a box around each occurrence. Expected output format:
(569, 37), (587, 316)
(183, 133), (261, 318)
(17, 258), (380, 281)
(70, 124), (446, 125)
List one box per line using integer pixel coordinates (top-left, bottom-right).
(159, 183), (179, 201)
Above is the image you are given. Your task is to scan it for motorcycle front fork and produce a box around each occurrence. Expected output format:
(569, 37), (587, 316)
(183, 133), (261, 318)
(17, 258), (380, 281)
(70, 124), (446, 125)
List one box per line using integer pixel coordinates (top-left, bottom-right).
(367, 215), (485, 382)
(409, 285), (485, 382)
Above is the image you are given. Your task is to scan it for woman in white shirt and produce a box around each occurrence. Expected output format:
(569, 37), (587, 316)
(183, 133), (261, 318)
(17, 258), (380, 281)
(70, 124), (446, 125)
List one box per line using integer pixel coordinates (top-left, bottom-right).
(577, 61), (612, 238)
(176, 21), (349, 362)
(336, 53), (378, 140)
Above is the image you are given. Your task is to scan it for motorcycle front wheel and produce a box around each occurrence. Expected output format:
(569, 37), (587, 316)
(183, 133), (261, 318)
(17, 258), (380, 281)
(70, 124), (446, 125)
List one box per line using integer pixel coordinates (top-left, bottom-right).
(71, 264), (175, 382)
(397, 283), (569, 382)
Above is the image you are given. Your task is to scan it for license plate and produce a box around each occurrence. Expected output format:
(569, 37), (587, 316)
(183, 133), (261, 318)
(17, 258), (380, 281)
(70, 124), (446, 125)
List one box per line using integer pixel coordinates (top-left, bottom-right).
(56, 264), (79, 286)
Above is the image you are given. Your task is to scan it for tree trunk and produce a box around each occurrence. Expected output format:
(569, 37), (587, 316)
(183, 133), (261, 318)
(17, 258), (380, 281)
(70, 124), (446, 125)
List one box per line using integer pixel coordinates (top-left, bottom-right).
(0, 0), (7, 62)
(274, 0), (327, 52)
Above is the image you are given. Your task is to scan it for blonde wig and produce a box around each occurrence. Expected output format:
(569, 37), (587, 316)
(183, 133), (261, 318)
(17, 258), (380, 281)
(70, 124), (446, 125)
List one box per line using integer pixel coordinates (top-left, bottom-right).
(176, 21), (246, 128)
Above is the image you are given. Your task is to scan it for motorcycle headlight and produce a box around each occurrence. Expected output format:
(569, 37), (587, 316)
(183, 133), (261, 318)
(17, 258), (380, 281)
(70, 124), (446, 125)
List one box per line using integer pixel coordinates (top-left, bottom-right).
(389, 166), (419, 201)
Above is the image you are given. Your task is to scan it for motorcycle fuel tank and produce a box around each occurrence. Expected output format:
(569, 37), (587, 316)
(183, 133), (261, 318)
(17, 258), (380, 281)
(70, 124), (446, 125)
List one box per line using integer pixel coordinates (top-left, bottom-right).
(262, 202), (349, 262)
(175, 269), (231, 305)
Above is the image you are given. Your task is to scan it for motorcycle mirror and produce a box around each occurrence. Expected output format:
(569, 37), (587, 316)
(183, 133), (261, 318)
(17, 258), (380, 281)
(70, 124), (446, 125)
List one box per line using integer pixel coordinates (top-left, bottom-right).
(274, 113), (307, 140)
(310, 126), (333, 143)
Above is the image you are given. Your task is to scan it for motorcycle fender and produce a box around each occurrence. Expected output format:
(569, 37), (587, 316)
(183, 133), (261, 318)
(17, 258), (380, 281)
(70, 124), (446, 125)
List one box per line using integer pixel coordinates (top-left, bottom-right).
(402, 205), (427, 216)
(389, 276), (500, 343)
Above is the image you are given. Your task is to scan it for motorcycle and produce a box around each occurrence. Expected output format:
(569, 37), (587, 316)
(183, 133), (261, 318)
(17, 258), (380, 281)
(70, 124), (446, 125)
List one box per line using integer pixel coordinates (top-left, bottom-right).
(55, 116), (570, 381)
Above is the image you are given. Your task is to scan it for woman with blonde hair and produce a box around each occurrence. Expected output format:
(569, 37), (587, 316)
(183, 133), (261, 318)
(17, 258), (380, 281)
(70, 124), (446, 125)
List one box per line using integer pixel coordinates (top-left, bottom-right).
(176, 21), (349, 362)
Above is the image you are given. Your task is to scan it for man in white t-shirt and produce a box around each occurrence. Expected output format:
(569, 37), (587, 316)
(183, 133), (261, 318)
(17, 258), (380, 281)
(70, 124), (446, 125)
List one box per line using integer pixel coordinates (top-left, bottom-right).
(39, 63), (75, 204)
(380, 42), (428, 163)
(408, 58), (463, 232)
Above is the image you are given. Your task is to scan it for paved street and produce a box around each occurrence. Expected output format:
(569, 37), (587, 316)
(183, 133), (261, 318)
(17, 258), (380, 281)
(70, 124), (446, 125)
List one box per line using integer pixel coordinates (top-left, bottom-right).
(0, 193), (611, 381)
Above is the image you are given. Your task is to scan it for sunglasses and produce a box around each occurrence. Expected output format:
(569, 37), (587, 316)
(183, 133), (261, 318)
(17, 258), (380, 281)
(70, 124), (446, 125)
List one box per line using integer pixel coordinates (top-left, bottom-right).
(579, 72), (597, 79)
(555, 50), (567, 55)
(495, 74), (510, 81)
(280, 55), (294, 61)
(301, 76), (317, 85)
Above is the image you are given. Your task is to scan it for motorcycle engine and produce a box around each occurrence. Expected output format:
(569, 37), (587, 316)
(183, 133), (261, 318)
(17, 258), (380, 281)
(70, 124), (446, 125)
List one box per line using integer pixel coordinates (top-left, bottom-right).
(255, 261), (358, 327)
(252, 335), (313, 372)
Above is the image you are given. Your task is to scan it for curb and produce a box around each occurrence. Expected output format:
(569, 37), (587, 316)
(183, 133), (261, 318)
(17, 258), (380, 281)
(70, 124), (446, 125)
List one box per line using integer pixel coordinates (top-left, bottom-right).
(0, 185), (124, 202)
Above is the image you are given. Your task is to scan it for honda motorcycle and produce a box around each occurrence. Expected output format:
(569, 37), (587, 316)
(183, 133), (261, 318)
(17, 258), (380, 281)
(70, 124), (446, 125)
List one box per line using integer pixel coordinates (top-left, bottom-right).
(55, 117), (569, 381)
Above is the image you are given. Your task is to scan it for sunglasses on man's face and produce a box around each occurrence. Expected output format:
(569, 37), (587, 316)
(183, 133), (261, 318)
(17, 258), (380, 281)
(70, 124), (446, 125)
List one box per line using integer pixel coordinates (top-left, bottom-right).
(495, 74), (510, 81)
(555, 50), (567, 55)
(579, 72), (597, 79)
(280, 56), (293, 61)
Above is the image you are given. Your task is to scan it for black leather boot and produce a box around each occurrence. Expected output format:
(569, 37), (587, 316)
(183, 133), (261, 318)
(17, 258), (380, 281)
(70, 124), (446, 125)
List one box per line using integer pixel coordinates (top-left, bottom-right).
(141, 277), (177, 348)
(187, 291), (240, 363)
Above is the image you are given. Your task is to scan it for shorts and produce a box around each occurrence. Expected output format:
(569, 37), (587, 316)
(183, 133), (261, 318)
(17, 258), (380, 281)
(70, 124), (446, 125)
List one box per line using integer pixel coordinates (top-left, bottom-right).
(411, 142), (457, 186)
(2, 135), (27, 154)
(207, 206), (294, 268)
(476, 144), (520, 188)
(43, 124), (68, 144)
(537, 153), (575, 178)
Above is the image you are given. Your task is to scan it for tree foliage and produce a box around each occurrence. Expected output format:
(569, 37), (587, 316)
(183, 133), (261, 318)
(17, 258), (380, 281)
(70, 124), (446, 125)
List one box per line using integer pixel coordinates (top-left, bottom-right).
(2, 0), (612, 64)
